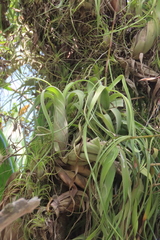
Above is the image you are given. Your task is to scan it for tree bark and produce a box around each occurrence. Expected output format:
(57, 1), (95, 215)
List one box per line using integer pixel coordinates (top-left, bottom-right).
(0, 197), (40, 232)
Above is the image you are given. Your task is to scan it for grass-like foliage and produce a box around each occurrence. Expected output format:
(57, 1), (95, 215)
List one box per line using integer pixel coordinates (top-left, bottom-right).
(0, 1), (160, 240)
(1, 76), (159, 240)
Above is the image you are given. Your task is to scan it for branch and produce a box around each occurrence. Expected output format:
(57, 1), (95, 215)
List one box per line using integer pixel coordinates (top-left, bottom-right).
(0, 197), (40, 232)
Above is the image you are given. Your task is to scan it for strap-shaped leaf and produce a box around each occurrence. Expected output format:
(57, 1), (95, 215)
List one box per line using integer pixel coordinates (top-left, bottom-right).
(43, 86), (68, 155)
(0, 130), (15, 200)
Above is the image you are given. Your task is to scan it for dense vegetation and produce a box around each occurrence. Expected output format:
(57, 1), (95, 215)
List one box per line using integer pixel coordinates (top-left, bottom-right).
(0, 0), (160, 239)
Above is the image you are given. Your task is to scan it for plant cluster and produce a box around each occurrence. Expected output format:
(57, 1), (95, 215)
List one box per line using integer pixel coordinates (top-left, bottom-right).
(1, 76), (160, 239)
(0, 1), (160, 240)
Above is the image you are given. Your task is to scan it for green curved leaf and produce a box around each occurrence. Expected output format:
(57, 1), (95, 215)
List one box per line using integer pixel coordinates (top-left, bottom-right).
(0, 130), (15, 200)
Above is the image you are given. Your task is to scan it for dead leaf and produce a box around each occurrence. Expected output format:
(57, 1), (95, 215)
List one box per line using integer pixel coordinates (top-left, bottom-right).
(19, 105), (30, 116)
(116, 54), (159, 78)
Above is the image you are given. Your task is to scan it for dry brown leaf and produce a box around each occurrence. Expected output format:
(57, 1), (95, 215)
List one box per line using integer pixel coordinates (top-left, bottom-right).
(116, 55), (159, 79)
(50, 190), (88, 216)
(67, 164), (91, 177)
(56, 166), (88, 189)
(55, 166), (76, 189)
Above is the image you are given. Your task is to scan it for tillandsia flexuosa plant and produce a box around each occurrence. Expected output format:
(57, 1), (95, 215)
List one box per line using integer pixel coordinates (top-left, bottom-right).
(1, 0), (160, 124)
(1, 0), (160, 239)
(1, 76), (159, 240)
(130, 0), (160, 60)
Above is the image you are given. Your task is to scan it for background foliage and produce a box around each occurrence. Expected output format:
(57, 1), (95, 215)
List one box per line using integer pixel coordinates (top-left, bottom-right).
(0, 0), (160, 239)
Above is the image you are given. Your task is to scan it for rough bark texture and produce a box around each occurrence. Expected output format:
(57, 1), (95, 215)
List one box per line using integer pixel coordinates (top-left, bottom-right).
(0, 197), (40, 232)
